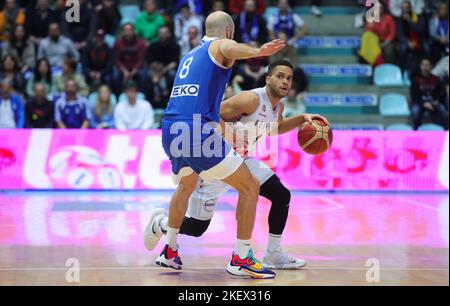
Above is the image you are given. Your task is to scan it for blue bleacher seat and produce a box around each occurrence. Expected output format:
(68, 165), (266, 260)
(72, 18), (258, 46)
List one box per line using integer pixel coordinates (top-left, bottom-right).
(118, 92), (146, 103)
(379, 93), (410, 116)
(88, 92), (118, 109)
(386, 123), (413, 130)
(374, 64), (404, 87)
(104, 34), (116, 48)
(119, 5), (140, 26)
(418, 123), (445, 131)
(403, 70), (411, 86)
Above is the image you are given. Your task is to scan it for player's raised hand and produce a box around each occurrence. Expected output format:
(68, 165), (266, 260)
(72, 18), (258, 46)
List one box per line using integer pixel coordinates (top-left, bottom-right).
(258, 39), (286, 57)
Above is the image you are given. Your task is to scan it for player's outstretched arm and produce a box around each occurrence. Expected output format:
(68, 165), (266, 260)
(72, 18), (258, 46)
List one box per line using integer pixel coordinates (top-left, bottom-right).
(219, 39), (286, 61)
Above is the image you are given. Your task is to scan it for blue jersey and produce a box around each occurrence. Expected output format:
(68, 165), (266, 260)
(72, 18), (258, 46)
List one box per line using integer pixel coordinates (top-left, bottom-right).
(164, 37), (232, 123)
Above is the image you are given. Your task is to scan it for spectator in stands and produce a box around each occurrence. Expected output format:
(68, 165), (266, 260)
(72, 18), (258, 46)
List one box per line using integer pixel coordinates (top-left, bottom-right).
(175, 0), (205, 15)
(180, 25), (201, 56)
(146, 25), (180, 89)
(146, 62), (170, 109)
(429, 2), (449, 63)
(26, 58), (55, 98)
(0, 78), (25, 128)
(135, 0), (165, 43)
(174, 4), (204, 47)
(0, 54), (25, 94)
(89, 84), (115, 129)
(25, 0), (59, 46)
(1, 25), (35, 73)
(114, 80), (154, 130)
(54, 0), (66, 21)
(389, 0), (425, 18)
(0, 0), (26, 42)
(267, 0), (307, 45)
(82, 28), (114, 89)
(229, 0), (266, 16)
(396, 0), (428, 72)
(38, 22), (80, 68)
(55, 79), (89, 129)
(410, 58), (448, 129)
(95, 0), (121, 36)
(432, 55), (449, 83)
(211, 0), (227, 13)
(358, 3), (397, 66)
(55, 57), (90, 97)
(237, 42), (268, 90)
(112, 23), (148, 96)
(25, 83), (54, 128)
(234, 0), (268, 45)
(61, 0), (97, 52)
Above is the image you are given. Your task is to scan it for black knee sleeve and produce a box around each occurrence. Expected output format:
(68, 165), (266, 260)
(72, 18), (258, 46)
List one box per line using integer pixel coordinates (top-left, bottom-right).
(179, 217), (211, 237)
(259, 175), (291, 236)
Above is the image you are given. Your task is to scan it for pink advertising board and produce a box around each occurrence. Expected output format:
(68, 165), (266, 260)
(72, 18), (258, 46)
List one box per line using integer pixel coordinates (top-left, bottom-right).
(0, 129), (448, 191)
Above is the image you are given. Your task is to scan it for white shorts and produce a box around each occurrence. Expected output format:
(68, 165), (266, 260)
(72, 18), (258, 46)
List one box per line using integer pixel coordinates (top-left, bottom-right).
(186, 158), (275, 221)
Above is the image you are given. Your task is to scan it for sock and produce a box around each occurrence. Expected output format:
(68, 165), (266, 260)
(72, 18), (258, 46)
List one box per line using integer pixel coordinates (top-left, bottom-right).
(160, 217), (168, 234)
(166, 227), (179, 251)
(267, 234), (282, 253)
(235, 239), (251, 259)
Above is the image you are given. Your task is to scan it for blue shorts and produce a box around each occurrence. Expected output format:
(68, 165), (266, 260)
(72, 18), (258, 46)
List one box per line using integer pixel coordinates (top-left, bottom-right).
(161, 118), (243, 184)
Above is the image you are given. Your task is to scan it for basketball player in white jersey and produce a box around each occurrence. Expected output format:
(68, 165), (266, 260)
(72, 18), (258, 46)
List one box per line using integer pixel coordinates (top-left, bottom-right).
(145, 60), (329, 271)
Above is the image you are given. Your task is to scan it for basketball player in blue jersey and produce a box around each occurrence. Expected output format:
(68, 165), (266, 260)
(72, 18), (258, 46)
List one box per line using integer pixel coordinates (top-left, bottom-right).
(157, 11), (286, 279)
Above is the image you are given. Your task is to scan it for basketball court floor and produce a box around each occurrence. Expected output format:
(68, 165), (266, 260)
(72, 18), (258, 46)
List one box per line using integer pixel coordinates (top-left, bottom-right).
(0, 191), (448, 286)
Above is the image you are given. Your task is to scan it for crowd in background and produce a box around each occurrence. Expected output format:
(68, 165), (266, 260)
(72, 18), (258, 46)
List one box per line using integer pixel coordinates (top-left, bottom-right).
(0, 0), (448, 130)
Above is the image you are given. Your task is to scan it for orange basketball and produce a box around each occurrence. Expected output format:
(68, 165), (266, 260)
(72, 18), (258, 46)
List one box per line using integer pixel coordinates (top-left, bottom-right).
(297, 118), (333, 155)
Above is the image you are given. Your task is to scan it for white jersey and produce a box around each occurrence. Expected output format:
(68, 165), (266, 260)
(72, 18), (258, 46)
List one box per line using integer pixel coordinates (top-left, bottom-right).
(228, 87), (281, 156)
(187, 87), (280, 220)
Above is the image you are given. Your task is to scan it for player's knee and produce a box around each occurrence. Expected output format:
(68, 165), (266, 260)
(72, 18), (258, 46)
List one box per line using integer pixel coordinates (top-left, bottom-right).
(261, 176), (291, 207)
(178, 178), (198, 194)
(241, 175), (260, 197)
(279, 184), (291, 207)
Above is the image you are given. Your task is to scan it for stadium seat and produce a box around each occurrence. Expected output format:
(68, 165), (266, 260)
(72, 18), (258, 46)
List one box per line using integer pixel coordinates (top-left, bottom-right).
(386, 123), (413, 130)
(403, 70), (411, 86)
(118, 92), (146, 103)
(104, 34), (116, 48)
(379, 93), (410, 116)
(119, 5), (140, 26)
(374, 64), (404, 87)
(88, 92), (118, 109)
(418, 123), (445, 131)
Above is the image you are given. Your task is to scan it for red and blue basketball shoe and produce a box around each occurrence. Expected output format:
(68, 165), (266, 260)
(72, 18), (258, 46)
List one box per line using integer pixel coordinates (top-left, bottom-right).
(226, 249), (276, 279)
(156, 244), (183, 270)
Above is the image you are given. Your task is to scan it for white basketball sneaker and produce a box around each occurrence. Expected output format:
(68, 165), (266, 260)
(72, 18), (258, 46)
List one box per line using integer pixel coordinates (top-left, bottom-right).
(263, 247), (307, 270)
(144, 208), (167, 251)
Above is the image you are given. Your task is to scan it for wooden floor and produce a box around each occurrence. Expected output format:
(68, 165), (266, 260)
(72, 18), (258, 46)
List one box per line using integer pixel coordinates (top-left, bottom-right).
(0, 191), (448, 286)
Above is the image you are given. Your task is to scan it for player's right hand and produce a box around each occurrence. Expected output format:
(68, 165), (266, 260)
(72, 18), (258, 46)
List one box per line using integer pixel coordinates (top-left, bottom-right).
(258, 39), (286, 57)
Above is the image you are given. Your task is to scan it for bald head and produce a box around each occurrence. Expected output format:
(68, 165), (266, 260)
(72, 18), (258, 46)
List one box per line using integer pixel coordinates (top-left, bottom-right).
(205, 11), (234, 39)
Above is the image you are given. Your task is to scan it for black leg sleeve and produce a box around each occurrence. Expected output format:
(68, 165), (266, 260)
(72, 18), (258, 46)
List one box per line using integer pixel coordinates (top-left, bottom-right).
(259, 175), (291, 236)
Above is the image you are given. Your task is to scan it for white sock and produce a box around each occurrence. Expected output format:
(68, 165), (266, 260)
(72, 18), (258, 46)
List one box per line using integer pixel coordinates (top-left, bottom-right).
(235, 239), (251, 259)
(267, 234), (282, 253)
(166, 227), (179, 251)
(160, 217), (168, 234)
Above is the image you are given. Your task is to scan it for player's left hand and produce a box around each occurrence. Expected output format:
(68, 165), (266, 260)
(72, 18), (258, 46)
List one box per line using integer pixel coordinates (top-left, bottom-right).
(303, 113), (330, 125)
